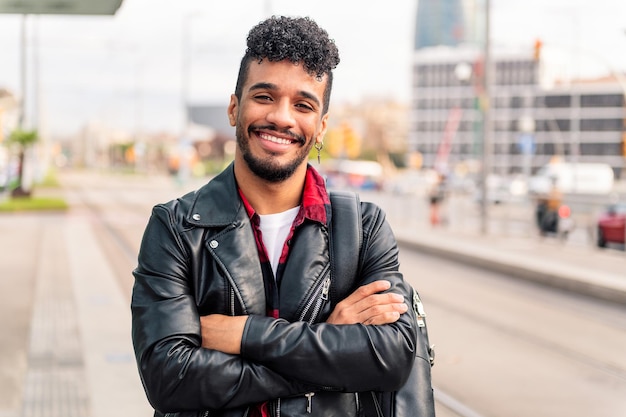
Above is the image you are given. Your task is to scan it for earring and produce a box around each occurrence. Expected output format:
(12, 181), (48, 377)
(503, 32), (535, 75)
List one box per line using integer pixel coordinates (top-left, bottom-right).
(315, 141), (324, 164)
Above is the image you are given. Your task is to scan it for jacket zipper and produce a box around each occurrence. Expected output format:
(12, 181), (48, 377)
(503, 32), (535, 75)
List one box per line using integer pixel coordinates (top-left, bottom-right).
(288, 276), (331, 415)
(230, 287), (235, 316)
(298, 276), (331, 323)
(413, 291), (426, 328)
(274, 397), (280, 417)
(413, 290), (435, 366)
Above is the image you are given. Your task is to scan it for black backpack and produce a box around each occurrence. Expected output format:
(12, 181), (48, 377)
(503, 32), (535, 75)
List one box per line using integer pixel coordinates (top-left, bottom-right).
(329, 191), (436, 417)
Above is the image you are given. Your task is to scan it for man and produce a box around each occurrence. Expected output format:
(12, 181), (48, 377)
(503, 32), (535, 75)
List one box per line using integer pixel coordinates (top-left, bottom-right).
(132, 16), (418, 417)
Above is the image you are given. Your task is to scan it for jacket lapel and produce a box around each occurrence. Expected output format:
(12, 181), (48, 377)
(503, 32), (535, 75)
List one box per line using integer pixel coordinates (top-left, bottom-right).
(278, 224), (330, 321)
(206, 216), (267, 316)
(186, 164), (267, 316)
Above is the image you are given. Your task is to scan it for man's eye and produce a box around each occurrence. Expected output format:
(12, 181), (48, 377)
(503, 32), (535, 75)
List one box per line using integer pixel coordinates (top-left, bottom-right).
(255, 95), (272, 101)
(296, 103), (314, 111)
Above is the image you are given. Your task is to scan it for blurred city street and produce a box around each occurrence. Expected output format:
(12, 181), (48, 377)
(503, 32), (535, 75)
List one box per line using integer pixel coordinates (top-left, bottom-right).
(1, 1), (626, 416)
(0, 170), (625, 417)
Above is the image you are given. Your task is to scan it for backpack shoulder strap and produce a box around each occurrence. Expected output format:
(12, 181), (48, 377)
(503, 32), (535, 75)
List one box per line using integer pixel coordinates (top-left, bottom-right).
(330, 191), (435, 417)
(328, 190), (363, 302)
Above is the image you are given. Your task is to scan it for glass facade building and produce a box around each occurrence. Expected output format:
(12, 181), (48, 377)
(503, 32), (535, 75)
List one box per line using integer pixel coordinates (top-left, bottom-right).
(415, 0), (483, 49)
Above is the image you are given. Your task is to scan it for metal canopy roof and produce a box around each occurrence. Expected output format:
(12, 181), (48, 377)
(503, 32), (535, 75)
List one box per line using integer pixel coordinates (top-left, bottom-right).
(0, 0), (124, 15)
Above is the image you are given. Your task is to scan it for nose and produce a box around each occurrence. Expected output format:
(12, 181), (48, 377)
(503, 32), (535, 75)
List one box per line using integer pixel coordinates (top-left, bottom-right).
(266, 99), (296, 128)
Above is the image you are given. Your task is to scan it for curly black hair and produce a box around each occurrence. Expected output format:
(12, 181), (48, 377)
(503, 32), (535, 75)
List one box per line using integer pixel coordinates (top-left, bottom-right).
(234, 16), (340, 114)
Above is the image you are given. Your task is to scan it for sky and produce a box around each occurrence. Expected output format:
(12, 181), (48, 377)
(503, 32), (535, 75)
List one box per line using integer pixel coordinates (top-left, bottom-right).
(0, 0), (625, 137)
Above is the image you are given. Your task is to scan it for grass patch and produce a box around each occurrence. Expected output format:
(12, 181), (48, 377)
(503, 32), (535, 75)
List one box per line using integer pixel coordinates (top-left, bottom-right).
(0, 196), (69, 212)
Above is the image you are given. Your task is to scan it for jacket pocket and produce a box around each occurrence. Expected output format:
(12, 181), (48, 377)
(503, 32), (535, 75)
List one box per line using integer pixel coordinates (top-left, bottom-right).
(161, 411), (211, 417)
(278, 391), (358, 416)
(162, 407), (250, 417)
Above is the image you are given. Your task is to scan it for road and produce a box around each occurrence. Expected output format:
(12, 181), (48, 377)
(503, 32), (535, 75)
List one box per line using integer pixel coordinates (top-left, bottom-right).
(62, 171), (626, 417)
(399, 250), (626, 417)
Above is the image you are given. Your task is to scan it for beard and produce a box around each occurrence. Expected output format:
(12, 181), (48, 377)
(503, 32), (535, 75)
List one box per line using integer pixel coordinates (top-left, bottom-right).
(236, 122), (314, 183)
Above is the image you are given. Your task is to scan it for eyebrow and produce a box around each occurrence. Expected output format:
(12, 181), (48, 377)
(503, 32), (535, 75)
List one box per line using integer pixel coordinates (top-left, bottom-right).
(249, 82), (321, 108)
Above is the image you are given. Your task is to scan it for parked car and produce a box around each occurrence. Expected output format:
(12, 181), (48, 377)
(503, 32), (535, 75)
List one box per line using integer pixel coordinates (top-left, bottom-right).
(596, 203), (626, 248)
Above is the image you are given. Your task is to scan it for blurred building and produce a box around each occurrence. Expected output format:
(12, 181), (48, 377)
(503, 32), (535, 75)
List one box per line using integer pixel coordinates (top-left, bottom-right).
(188, 105), (234, 138)
(409, 46), (625, 179)
(414, 0), (483, 49)
(410, 1), (626, 179)
(187, 104), (236, 161)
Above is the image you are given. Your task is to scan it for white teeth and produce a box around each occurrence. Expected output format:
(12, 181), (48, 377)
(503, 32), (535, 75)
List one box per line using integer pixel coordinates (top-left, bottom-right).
(259, 133), (292, 145)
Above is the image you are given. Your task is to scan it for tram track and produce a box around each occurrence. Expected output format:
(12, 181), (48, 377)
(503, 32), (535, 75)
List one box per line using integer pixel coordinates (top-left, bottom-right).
(399, 246), (626, 417)
(426, 291), (626, 383)
(62, 179), (150, 299)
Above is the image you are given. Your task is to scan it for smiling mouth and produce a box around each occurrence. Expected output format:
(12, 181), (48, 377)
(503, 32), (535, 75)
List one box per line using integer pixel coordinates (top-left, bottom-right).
(253, 127), (305, 146)
(258, 132), (295, 145)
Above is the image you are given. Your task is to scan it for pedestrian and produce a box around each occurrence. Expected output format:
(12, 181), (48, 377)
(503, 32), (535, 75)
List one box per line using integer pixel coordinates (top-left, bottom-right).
(537, 175), (563, 235)
(428, 172), (446, 226)
(131, 16), (421, 417)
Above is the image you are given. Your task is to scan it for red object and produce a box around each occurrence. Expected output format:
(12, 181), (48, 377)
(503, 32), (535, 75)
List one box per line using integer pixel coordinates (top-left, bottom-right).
(533, 39), (543, 61)
(596, 203), (626, 246)
(434, 106), (462, 173)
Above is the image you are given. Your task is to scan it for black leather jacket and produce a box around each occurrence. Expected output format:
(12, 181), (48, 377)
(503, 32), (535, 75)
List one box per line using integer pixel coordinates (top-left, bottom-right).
(131, 164), (417, 417)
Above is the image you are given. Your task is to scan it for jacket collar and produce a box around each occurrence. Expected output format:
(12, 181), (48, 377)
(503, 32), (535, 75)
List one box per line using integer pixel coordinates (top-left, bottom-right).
(185, 163), (244, 227)
(185, 162), (330, 228)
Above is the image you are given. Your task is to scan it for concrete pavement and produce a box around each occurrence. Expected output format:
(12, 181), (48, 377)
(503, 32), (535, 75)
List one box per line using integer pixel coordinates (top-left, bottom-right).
(0, 190), (624, 417)
(0, 211), (152, 417)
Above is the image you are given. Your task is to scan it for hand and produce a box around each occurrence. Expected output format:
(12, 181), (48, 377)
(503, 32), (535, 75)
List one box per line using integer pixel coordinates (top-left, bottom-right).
(327, 280), (408, 325)
(200, 314), (248, 354)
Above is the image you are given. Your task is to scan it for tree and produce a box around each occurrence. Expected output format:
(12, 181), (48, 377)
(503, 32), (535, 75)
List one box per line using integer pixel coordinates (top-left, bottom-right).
(6, 128), (38, 197)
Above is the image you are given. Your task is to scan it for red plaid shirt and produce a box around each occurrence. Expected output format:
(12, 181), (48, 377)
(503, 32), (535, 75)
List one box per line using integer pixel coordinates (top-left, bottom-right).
(239, 165), (329, 319)
(239, 166), (329, 417)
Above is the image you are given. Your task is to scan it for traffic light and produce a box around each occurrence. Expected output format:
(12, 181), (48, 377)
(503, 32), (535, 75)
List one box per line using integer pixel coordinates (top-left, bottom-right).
(533, 39), (543, 61)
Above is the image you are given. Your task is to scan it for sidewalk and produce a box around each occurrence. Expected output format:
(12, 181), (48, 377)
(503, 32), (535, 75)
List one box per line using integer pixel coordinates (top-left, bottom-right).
(392, 223), (626, 305)
(0, 212), (151, 417)
(1, 198), (624, 417)
(372, 190), (626, 305)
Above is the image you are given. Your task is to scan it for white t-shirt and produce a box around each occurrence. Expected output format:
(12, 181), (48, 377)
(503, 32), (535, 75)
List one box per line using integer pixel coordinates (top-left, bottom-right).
(259, 206), (300, 276)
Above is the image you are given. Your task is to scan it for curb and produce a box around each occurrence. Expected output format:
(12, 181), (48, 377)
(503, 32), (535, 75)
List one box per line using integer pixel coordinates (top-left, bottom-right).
(396, 236), (626, 306)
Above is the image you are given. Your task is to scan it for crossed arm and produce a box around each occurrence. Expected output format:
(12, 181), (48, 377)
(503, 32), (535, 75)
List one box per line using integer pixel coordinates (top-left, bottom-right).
(133, 204), (414, 411)
(200, 279), (408, 354)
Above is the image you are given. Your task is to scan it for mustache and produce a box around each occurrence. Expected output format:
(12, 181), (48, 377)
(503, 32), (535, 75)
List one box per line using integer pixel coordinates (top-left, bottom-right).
(249, 124), (306, 145)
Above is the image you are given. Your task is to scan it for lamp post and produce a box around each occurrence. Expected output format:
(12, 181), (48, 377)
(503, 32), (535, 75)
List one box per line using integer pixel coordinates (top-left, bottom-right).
(181, 12), (205, 129)
(19, 14), (27, 129)
(479, 0), (493, 235)
(181, 14), (193, 131)
(178, 12), (201, 184)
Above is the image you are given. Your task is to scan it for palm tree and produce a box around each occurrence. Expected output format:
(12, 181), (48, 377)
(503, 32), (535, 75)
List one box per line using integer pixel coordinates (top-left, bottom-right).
(6, 128), (38, 197)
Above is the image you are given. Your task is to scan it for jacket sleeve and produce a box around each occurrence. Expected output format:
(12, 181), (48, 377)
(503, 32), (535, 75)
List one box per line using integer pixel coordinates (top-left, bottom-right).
(131, 205), (311, 413)
(240, 203), (418, 392)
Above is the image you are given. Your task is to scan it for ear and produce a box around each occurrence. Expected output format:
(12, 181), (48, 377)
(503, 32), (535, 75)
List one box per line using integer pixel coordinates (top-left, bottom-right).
(227, 94), (238, 127)
(316, 113), (329, 144)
